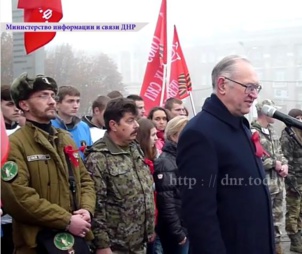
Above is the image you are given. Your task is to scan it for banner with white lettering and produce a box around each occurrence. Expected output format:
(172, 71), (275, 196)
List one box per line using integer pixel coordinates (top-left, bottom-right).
(166, 25), (192, 100)
(18, 0), (63, 54)
(140, 0), (167, 114)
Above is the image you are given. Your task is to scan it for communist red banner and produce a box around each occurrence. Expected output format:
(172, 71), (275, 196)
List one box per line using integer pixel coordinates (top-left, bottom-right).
(166, 25), (192, 100)
(18, 0), (63, 54)
(140, 0), (167, 114)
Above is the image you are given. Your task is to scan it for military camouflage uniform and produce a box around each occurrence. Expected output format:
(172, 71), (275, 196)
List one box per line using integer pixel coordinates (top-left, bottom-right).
(85, 132), (155, 254)
(251, 120), (287, 243)
(280, 127), (302, 235)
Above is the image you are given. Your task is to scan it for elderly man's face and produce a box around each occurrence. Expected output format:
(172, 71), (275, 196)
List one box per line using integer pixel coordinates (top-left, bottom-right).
(218, 61), (260, 117)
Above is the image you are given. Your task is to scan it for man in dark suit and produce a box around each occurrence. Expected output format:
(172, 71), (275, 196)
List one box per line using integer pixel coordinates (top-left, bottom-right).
(176, 55), (275, 254)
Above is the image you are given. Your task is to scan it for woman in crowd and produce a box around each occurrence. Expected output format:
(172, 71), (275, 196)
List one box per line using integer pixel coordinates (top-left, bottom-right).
(147, 107), (170, 155)
(280, 109), (302, 253)
(136, 118), (163, 254)
(154, 116), (189, 254)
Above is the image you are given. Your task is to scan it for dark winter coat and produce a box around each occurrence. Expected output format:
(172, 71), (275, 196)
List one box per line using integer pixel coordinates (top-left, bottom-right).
(154, 140), (187, 244)
(176, 94), (275, 254)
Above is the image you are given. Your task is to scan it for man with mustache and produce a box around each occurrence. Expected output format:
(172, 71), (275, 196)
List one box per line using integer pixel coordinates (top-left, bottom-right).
(85, 98), (155, 254)
(1, 73), (96, 254)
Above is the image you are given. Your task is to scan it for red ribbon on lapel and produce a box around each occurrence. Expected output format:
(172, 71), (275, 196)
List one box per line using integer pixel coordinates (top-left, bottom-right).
(64, 146), (80, 167)
(251, 132), (270, 158)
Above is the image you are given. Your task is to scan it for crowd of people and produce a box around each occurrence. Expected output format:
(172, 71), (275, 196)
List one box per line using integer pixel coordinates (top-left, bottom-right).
(1, 55), (302, 254)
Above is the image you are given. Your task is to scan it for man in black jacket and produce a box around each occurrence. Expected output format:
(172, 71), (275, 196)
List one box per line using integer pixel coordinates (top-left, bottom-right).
(176, 55), (275, 254)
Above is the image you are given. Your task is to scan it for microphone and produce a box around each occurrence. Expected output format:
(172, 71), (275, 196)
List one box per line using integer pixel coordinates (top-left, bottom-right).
(261, 105), (302, 130)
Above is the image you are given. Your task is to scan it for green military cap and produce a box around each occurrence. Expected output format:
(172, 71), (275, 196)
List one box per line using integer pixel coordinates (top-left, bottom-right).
(255, 99), (279, 112)
(10, 72), (58, 109)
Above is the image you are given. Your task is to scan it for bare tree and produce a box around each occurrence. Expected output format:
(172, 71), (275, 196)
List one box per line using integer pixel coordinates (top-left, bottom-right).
(45, 43), (77, 86)
(45, 44), (125, 115)
(0, 38), (125, 115)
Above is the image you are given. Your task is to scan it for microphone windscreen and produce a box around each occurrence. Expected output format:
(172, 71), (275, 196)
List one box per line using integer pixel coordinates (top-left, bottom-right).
(261, 105), (276, 117)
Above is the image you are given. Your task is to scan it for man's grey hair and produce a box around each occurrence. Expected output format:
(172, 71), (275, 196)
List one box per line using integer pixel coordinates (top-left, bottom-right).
(211, 55), (250, 90)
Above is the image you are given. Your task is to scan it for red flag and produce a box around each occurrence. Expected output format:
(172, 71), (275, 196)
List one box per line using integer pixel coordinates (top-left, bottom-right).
(166, 25), (192, 100)
(1, 113), (9, 167)
(18, 0), (63, 54)
(140, 0), (167, 114)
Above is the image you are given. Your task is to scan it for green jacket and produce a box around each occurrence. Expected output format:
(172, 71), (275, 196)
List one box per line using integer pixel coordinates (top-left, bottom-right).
(85, 132), (155, 252)
(1, 123), (95, 252)
(251, 120), (287, 194)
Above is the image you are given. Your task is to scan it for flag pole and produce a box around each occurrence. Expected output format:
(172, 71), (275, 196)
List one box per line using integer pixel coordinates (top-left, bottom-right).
(189, 92), (197, 116)
(160, 64), (167, 106)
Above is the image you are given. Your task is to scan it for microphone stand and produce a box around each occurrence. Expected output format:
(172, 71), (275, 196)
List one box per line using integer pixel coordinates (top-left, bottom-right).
(284, 125), (302, 196)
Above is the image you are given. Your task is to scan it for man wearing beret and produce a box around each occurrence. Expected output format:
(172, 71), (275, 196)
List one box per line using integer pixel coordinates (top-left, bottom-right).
(1, 73), (96, 254)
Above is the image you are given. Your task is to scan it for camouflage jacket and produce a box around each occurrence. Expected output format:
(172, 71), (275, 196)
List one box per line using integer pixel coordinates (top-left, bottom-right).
(251, 121), (287, 193)
(280, 128), (302, 180)
(84, 132), (155, 252)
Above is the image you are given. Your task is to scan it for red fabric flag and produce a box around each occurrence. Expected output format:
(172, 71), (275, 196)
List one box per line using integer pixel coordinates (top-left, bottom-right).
(166, 25), (192, 100)
(18, 0), (63, 54)
(1, 113), (9, 167)
(140, 0), (167, 114)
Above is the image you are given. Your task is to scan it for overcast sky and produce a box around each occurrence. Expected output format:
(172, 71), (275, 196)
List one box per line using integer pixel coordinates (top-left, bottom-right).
(1, 0), (302, 53)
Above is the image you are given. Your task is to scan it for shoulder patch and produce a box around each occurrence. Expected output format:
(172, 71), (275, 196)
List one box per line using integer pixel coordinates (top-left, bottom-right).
(1, 161), (18, 181)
